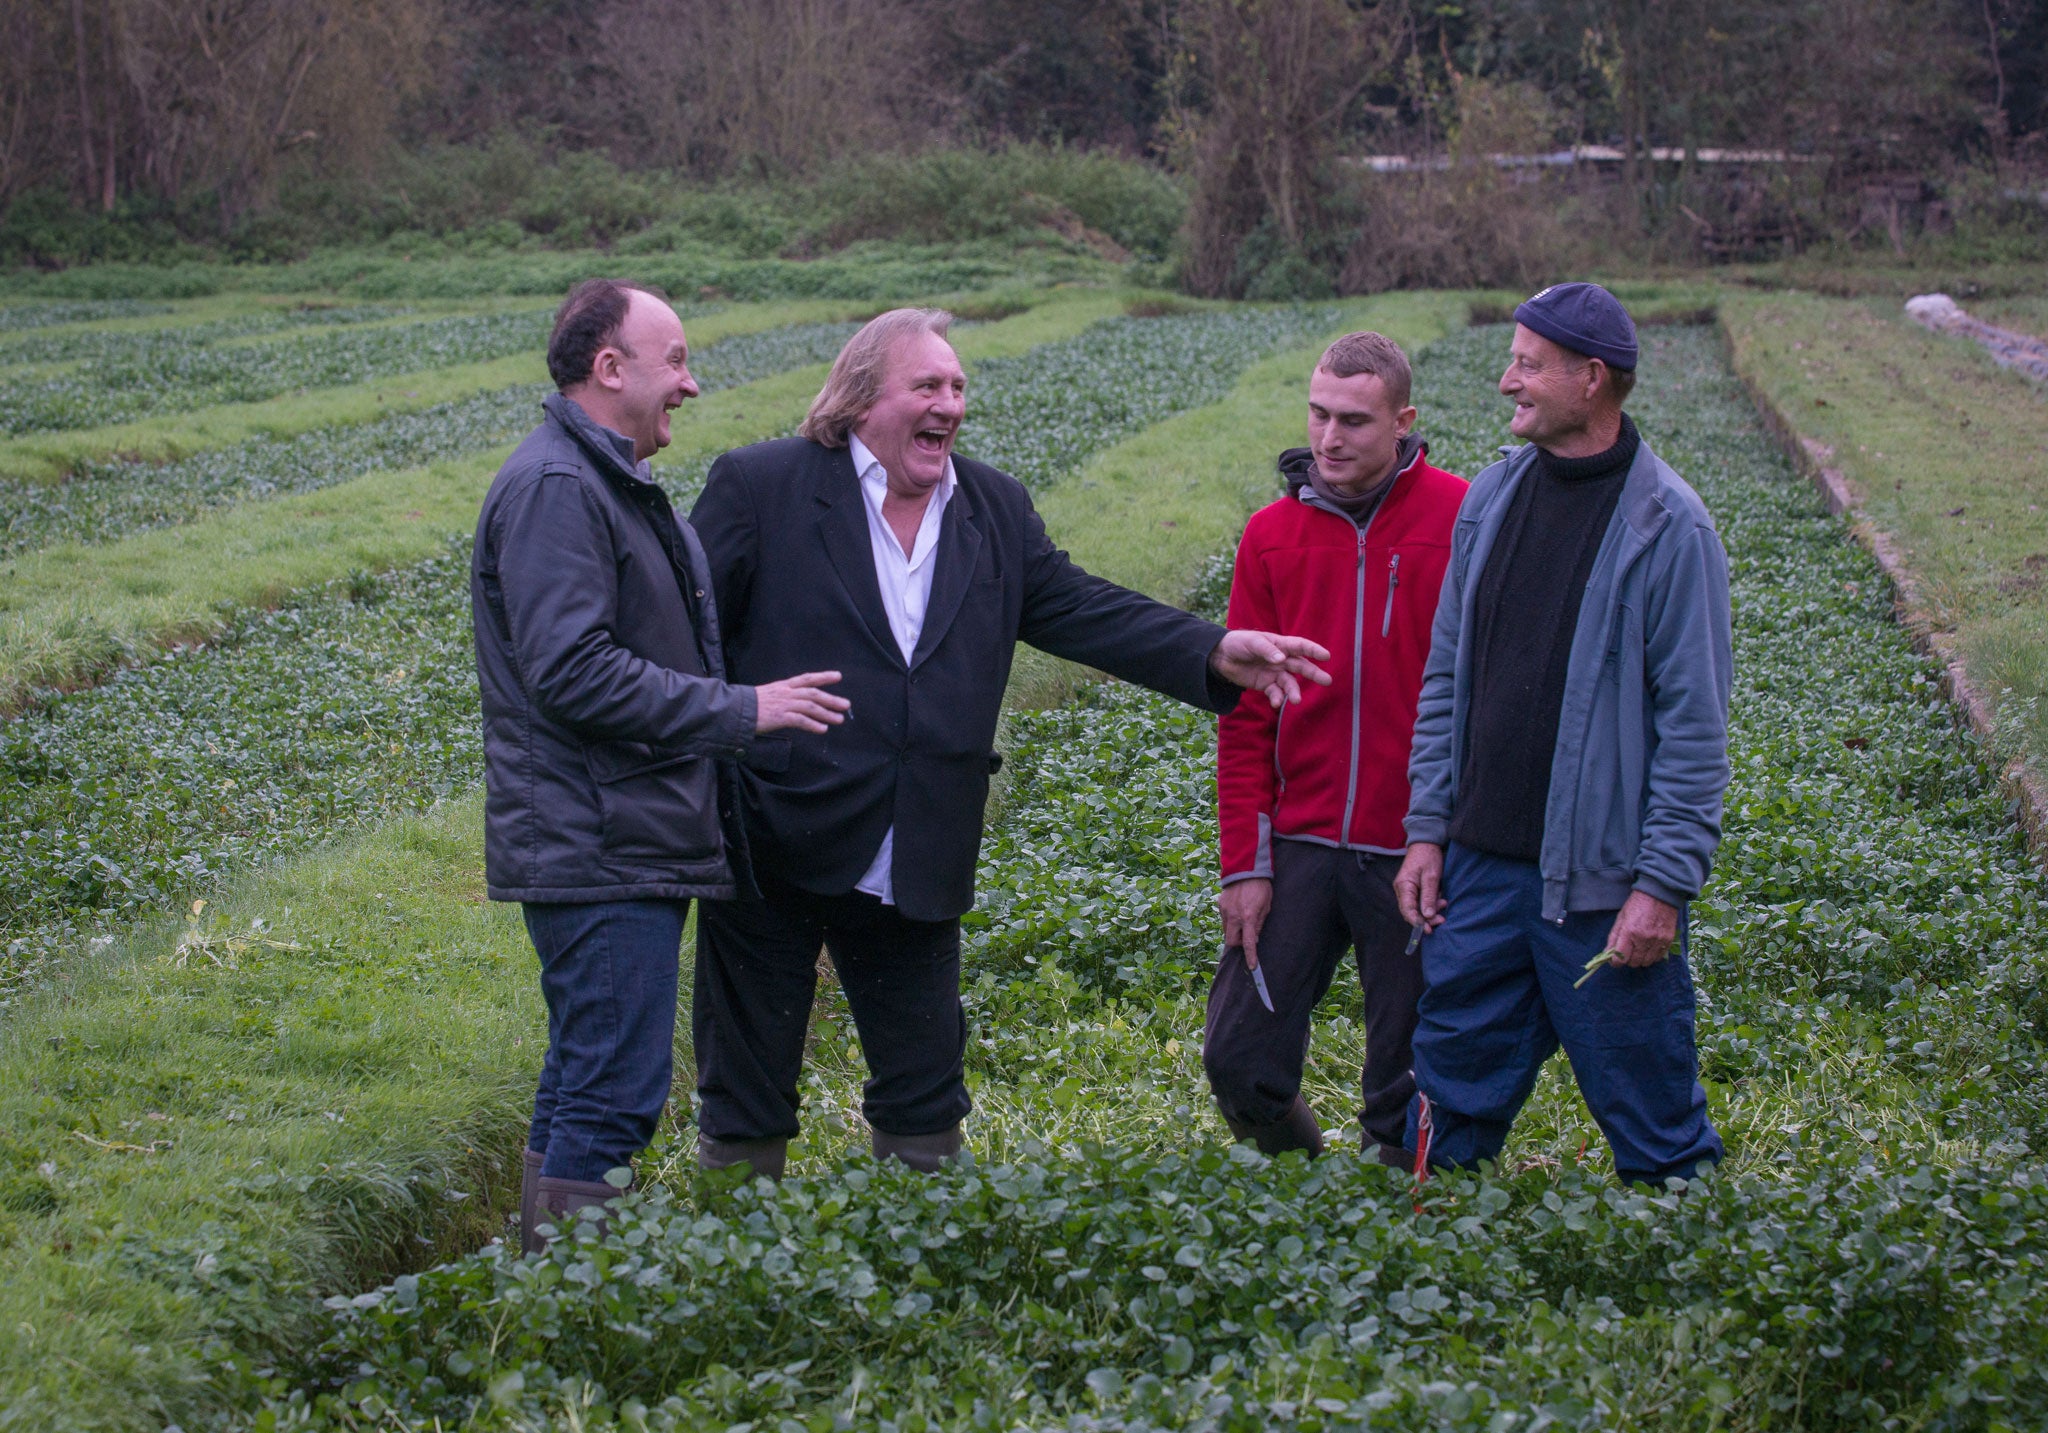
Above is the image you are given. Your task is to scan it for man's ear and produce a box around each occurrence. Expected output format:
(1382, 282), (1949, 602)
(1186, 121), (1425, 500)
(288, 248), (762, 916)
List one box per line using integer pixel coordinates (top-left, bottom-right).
(1395, 404), (1419, 436)
(589, 345), (627, 392)
(1584, 359), (1608, 401)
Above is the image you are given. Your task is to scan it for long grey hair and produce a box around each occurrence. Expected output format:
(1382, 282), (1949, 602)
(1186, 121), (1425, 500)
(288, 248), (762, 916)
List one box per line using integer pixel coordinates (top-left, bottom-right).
(799, 307), (955, 448)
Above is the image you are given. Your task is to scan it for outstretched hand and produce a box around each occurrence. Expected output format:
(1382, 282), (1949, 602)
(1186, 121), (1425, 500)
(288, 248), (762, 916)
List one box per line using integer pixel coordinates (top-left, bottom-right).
(1209, 630), (1332, 708)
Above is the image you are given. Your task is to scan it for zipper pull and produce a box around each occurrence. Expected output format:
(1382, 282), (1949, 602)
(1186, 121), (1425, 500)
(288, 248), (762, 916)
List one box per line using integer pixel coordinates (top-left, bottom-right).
(1381, 552), (1401, 637)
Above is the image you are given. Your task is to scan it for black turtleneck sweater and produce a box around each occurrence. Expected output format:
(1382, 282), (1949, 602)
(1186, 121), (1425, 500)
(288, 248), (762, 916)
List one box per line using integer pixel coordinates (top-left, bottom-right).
(1448, 415), (1640, 862)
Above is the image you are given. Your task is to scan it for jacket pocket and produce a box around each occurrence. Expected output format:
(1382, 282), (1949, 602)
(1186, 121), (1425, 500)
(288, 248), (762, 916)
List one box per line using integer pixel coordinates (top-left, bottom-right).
(747, 737), (791, 774)
(584, 744), (721, 861)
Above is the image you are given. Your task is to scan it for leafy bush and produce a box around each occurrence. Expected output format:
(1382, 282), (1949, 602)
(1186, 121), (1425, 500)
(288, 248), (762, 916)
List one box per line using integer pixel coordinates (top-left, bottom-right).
(268, 324), (2048, 1430)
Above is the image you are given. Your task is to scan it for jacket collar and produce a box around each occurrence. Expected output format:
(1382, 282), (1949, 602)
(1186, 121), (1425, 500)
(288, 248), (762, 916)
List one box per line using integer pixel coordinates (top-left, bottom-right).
(1289, 434), (1428, 523)
(543, 393), (658, 490)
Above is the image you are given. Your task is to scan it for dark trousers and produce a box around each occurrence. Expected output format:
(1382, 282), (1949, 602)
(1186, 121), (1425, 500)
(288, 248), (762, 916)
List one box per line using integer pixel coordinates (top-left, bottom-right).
(1405, 843), (1723, 1184)
(692, 879), (970, 1144)
(523, 899), (690, 1183)
(1202, 840), (1422, 1148)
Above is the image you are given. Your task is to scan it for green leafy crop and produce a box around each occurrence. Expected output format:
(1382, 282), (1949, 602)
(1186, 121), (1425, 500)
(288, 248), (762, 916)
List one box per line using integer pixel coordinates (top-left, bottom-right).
(267, 325), (2048, 1431)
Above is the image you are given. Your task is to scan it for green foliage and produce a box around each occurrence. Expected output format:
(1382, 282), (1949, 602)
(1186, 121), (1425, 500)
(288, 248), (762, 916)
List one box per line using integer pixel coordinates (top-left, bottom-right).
(0, 303), (410, 372)
(0, 299), (174, 331)
(267, 323), (2048, 1431)
(961, 305), (1341, 487)
(0, 308), (561, 436)
(0, 321), (859, 558)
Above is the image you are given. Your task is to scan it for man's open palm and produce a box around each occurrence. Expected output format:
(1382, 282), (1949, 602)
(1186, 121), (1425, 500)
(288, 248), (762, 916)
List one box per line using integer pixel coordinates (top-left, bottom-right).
(1210, 630), (1332, 707)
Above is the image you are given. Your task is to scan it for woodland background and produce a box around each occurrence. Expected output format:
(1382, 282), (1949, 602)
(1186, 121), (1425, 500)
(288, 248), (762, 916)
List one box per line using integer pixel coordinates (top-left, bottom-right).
(3, 0), (2045, 295)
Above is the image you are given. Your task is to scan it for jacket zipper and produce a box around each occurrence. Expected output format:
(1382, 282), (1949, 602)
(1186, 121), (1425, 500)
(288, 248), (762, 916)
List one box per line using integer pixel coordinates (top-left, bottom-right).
(1338, 508), (1378, 845)
(1381, 552), (1401, 637)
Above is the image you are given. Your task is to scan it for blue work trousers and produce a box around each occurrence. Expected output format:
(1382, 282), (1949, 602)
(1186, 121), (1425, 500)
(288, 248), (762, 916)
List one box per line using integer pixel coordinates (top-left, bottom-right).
(523, 899), (690, 1182)
(1406, 844), (1722, 1185)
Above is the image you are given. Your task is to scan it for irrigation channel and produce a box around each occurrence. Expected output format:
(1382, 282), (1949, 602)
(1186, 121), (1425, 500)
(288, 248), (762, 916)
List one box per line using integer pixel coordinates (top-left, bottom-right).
(258, 324), (2048, 1430)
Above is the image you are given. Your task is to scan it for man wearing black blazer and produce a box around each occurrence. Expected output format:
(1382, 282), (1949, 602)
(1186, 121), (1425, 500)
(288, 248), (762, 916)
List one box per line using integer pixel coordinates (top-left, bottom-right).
(688, 307), (1328, 1176)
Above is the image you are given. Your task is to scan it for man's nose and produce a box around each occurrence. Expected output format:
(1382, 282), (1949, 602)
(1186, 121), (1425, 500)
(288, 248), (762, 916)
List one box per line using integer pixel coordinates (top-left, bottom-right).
(678, 368), (701, 399)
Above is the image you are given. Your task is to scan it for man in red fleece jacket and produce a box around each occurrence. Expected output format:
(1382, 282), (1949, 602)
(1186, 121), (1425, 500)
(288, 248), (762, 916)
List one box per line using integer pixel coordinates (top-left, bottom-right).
(1205, 331), (1467, 1159)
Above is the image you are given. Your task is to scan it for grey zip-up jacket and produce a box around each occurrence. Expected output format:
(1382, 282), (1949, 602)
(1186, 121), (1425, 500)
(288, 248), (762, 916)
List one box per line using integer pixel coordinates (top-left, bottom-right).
(1404, 435), (1732, 921)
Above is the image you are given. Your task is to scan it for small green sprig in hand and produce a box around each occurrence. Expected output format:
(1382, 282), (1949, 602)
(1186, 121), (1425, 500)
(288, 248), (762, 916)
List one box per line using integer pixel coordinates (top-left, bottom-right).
(1574, 948), (1620, 989)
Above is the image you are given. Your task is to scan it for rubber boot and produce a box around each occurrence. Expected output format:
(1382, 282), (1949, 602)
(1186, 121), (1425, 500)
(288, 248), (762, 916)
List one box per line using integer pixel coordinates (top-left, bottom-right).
(519, 1148), (546, 1255)
(697, 1132), (789, 1180)
(871, 1124), (963, 1172)
(1223, 1094), (1325, 1157)
(535, 1174), (624, 1243)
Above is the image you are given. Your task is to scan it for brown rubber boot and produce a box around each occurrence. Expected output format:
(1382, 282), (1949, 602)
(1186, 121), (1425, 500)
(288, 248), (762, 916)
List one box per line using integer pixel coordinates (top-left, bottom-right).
(697, 1132), (789, 1180)
(519, 1148), (546, 1255)
(1223, 1095), (1325, 1157)
(871, 1124), (964, 1172)
(535, 1174), (625, 1243)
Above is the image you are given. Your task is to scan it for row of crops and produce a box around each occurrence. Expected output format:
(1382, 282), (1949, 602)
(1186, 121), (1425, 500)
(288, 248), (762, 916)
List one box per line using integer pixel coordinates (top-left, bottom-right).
(262, 324), (2048, 1430)
(0, 318), (869, 556)
(0, 302), (1360, 998)
(4, 289), (2045, 1430)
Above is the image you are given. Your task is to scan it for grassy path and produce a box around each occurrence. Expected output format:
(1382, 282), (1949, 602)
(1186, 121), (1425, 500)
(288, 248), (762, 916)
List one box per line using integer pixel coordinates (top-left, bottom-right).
(271, 324), (2048, 1432)
(1722, 288), (2048, 811)
(0, 294), (1454, 1431)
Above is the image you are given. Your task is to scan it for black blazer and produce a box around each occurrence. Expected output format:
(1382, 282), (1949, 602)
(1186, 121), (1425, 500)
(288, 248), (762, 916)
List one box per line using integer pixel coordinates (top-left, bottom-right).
(690, 436), (1236, 922)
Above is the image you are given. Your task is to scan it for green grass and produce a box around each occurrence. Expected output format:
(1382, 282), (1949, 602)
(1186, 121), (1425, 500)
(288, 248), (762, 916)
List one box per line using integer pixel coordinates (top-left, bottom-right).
(0, 799), (536, 1432)
(1721, 287), (2048, 774)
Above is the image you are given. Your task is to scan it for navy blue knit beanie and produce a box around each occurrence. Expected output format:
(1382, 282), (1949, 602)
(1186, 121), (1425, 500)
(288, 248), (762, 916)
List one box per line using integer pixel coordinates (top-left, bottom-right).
(1513, 282), (1638, 371)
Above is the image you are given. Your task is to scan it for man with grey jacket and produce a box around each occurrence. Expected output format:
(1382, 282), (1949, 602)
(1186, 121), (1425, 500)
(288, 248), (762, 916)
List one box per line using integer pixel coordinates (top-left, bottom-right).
(1393, 282), (1730, 1186)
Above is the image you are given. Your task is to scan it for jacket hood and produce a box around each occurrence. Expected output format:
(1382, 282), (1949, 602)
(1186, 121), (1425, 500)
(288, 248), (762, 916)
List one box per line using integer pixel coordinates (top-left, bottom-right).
(1278, 433), (1427, 494)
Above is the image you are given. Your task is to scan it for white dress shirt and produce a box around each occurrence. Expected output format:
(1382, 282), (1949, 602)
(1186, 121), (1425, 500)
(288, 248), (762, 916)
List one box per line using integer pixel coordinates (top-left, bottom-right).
(849, 433), (956, 905)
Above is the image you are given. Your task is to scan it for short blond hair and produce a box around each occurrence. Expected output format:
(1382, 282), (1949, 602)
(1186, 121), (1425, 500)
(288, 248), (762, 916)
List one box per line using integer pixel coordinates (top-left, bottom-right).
(1317, 331), (1412, 409)
(800, 308), (955, 448)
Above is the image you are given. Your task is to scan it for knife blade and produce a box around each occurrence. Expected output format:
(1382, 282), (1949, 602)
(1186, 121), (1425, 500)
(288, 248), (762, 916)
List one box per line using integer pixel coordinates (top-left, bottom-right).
(1249, 960), (1274, 1013)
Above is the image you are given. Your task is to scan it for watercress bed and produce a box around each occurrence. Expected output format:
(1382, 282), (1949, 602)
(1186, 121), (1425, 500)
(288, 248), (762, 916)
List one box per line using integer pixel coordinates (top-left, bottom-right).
(0, 303), (1367, 994)
(277, 325), (2048, 1432)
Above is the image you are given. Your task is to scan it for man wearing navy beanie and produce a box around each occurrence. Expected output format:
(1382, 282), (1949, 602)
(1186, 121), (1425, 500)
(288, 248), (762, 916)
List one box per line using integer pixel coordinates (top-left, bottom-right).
(1391, 282), (1732, 1185)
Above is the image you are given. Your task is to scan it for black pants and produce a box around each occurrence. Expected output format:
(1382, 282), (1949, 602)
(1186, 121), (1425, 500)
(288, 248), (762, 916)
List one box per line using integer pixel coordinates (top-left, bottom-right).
(693, 877), (970, 1144)
(1202, 840), (1422, 1148)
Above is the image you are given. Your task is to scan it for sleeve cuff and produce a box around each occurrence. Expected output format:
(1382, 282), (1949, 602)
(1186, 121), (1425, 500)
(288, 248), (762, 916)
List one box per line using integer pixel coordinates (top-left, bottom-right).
(725, 685), (759, 759)
(1631, 872), (1692, 909)
(1404, 815), (1449, 846)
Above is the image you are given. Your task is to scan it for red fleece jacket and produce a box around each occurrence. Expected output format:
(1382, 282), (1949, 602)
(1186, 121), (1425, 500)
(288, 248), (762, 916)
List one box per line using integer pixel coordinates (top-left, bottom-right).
(1218, 446), (1467, 882)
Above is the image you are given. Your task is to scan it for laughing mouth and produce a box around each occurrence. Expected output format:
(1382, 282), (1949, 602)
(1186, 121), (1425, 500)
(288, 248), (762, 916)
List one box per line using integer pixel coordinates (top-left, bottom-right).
(912, 426), (953, 455)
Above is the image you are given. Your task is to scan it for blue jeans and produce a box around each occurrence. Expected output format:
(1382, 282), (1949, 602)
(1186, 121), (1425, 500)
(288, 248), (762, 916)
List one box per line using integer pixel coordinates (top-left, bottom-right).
(1405, 844), (1722, 1185)
(523, 899), (690, 1182)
